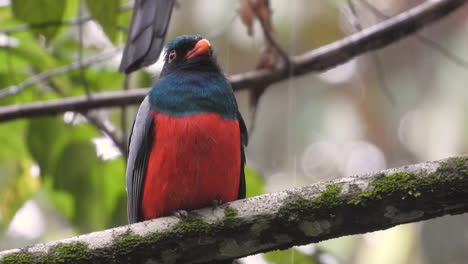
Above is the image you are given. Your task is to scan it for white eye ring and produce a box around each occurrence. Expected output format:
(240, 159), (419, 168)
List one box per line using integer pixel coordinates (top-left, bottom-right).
(168, 50), (177, 63)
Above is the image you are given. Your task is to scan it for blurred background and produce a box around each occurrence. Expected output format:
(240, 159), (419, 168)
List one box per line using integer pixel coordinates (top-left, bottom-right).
(0, 0), (467, 263)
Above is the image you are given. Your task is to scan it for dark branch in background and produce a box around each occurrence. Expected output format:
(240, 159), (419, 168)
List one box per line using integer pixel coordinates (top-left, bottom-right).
(0, 0), (466, 122)
(33, 61), (127, 156)
(0, 156), (467, 263)
(360, 0), (468, 68)
(0, 89), (146, 121)
(85, 113), (127, 156)
(0, 48), (122, 99)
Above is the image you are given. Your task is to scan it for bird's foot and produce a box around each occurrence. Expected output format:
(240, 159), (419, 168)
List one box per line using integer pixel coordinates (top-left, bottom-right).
(211, 199), (224, 212)
(173, 209), (189, 219)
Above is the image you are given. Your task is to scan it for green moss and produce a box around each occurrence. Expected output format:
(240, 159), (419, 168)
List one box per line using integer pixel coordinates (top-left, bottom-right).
(278, 184), (342, 223)
(0, 242), (94, 264)
(348, 158), (468, 206)
(173, 216), (212, 233)
(314, 184), (342, 207)
(348, 172), (423, 205)
(41, 242), (93, 264)
(0, 251), (34, 264)
(112, 234), (144, 257)
(224, 206), (239, 221)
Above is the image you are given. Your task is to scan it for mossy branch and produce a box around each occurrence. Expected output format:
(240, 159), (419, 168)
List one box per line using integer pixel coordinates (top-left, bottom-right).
(1, 156), (468, 264)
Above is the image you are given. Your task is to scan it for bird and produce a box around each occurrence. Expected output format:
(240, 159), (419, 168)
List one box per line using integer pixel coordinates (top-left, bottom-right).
(119, 0), (175, 73)
(125, 35), (248, 223)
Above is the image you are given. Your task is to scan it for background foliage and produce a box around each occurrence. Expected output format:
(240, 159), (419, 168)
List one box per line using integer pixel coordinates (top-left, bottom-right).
(0, 0), (467, 263)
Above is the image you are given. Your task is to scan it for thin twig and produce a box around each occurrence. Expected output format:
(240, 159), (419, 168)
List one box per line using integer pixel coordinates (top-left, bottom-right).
(247, 0), (291, 67)
(84, 112), (127, 157)
(347, 0), (395, 103)
(360, 0), (468, 68)
(0, 0), (466, 121)
(78, 0), (91, 97)
(36, 62), (126, 157)
(0, 47), (123, 99)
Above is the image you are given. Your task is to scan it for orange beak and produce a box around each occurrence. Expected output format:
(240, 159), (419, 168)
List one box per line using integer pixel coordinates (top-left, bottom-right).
(185, 39), (211, 60)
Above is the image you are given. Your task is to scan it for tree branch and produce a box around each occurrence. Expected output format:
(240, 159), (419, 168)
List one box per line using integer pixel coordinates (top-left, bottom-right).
(0, 0), (466, 122)
(0, 89), (146, 121)
(0, 48), (123, 99)
(0, 155), (466, 263)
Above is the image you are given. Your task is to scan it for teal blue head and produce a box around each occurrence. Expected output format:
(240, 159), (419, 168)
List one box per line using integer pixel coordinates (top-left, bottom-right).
(150, 35), (238, 119)
(160, 35), (219, 77)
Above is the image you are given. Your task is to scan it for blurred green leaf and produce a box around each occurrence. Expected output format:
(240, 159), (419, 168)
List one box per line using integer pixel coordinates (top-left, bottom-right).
(0, 159), (39, 231)
(0, 121), (39, 230)
(89, 158), (126, 228)
(29, 118), (127, 232)
(26, 117), (65, 176)
(0, 121), (28, 159)
(82, 68), (123, 92)
(264, 249), (318, 264)
(245, 166), (265, 198)
(53, 141), (97, 194)
(11, 0), (66, 40)
(85, 0), (120, 43)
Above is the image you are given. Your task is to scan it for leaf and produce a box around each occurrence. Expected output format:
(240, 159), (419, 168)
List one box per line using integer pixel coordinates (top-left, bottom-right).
(0, 121), (39, 230)
(264, 249), (319, 264)
(26, 117), (65, 176)
(245, 166), (265, 197)
(85, 0), (120, 43)
(0, 159), (40, 231)
(51, 140), (98, 231)
(90, 158), (126, 228)
(53, 141), (97, 194)
(11, 0), (66, 40)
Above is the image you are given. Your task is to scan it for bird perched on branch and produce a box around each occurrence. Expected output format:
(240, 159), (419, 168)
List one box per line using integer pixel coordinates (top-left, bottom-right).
(125, 35), (248, 223)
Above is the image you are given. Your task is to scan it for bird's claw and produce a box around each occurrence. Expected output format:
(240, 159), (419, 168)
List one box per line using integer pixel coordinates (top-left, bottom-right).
(173, 209), (189, 219)
(211, 199), (224, 212)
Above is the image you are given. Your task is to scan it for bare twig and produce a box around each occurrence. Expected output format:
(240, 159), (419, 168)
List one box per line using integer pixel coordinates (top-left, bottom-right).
(84, 113), (127, 156)
(0, 48), (122, 99)
(0, 155), (467, 263)
(346, 0), (395, 103)
(247, 0), (291, 66)
(360, 0), (468, 68)
(0, 0), (466, 122)
(34, 55), (127, 157)
(78, 0), (91, 97)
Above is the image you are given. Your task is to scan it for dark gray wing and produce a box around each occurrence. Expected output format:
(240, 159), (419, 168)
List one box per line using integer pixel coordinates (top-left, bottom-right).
(237, 110), (248, 199)
(119, 0), (175, 73)
(126, 96), (154, 223)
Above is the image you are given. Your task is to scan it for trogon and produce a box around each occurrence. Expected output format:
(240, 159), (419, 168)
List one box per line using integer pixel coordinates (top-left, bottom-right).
(125, 35), (248, 223)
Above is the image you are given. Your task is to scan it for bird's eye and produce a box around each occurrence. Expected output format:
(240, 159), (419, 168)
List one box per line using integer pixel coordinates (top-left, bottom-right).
(168, 50), (177, 63)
